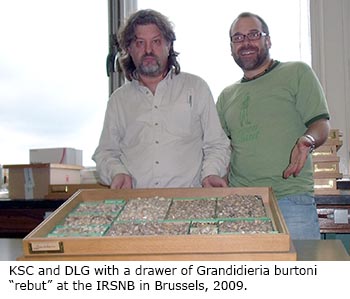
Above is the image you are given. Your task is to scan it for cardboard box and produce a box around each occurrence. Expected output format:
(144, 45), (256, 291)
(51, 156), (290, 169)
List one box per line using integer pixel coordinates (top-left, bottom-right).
(3, 164), (83, 199)
(20, 187), (295, 261)
(30, 148), (83, 166)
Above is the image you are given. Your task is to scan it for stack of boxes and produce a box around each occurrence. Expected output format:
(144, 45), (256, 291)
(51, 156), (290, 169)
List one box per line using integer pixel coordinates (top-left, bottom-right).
(313, 129), (343, 195)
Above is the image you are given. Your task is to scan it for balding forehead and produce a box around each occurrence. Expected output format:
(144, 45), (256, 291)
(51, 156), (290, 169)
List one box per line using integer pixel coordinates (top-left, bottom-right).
(230, 16), (263, 34)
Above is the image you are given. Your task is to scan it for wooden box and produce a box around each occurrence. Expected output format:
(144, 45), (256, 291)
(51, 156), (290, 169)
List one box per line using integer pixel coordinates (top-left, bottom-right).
(314, 178), (340, 195)
(3, 164), (83, 200)
(324, 129), (343, 150)
(20, 187), (295, 261)
(312, 145), (338, 162)
(313, 158), (342, 179)
(46, 183), (108, 199)
(328, 129), (341, 141)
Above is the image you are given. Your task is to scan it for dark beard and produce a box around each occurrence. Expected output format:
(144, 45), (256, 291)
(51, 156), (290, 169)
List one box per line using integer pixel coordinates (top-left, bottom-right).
(234, 44), (269, 71)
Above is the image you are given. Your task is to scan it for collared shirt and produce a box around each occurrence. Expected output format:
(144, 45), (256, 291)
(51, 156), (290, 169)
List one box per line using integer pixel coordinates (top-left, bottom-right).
(92, 71), (230, 188)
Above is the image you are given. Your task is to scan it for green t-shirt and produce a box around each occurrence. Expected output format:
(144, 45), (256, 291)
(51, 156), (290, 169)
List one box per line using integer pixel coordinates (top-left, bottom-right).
(216, 61), (330, 199)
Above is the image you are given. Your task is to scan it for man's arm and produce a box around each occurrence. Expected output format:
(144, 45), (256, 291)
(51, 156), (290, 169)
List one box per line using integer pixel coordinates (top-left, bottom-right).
(283, 118), (330, 179)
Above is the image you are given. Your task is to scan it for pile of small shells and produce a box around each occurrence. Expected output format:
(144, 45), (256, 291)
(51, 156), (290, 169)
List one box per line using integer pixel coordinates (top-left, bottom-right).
(47, 194), (275, 237)
(62, 214), (115, 226)
(219, 219), (274, 234)
(49, 224), (108, 237)
(189, 221), (218, 235)
(217, 194), (266, 218)
(118, 196), (172, 221)
(166, 198), (216, 220)
(74, 201), (124, 214)
(105, 221), (190, 236)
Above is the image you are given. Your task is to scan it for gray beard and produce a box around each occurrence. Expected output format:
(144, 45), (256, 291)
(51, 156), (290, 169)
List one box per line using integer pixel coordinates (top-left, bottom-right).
(138, 64), (161, 77)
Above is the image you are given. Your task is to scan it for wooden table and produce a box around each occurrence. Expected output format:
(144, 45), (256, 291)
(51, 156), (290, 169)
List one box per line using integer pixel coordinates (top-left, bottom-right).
(0, 199), (65, 237)
(1, 191), (349, 238)
(293, 239), (349, 260)
(1, 239), (348, 261)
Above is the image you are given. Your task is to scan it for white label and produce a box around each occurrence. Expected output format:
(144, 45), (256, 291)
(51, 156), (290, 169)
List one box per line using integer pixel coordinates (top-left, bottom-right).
(23, 168), (35, 200)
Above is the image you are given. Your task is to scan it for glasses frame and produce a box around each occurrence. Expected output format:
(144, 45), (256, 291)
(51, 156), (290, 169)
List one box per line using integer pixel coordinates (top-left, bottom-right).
(230, 31), (268, 43)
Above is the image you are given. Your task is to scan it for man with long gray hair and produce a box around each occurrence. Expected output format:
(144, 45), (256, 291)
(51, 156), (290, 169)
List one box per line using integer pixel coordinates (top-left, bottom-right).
(93, 9), (230, 189)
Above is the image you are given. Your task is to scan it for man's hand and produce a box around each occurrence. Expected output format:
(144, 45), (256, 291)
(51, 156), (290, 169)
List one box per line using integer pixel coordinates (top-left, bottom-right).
(283, 136), (312, 179)
(202, 175), (228, 187)
(110, 173), (133, 189)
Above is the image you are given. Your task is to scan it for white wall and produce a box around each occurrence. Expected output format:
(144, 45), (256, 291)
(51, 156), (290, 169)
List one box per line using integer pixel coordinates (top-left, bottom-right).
(114, 0), (350, 176)
(311, 0), (350, 176)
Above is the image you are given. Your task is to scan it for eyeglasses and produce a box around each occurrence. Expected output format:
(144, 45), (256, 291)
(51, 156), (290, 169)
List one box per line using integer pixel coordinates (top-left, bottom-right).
(231, 31), (268, 43)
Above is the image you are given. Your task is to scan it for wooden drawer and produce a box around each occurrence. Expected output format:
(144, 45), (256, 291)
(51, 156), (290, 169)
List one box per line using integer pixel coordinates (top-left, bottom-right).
(323, 129), (343, 150)
(312, 145), (338, 162)
(46, 183), (108, 199)
(21, 187), (294, 260)
(314, 178), (341, 195)
(313, 159), (342, 179)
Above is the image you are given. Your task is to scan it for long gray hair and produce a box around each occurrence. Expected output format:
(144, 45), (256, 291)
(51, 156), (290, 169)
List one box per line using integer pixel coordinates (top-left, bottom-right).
(117, 9), (180, 81)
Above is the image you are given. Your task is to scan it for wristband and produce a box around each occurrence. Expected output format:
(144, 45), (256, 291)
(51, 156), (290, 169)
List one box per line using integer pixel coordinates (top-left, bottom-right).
(304, 134), (316, 153)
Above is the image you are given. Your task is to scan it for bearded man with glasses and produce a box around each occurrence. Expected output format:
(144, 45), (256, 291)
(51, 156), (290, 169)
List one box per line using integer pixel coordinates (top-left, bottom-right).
(216, 12), (330, 240)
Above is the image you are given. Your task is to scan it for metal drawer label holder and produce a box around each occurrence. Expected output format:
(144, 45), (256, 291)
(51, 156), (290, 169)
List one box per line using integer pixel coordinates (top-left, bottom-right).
(29, 241), (64, 254)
